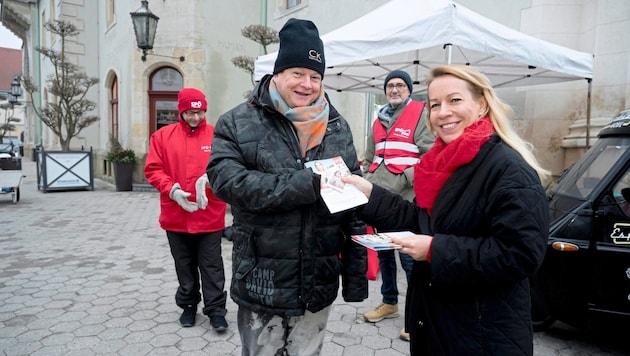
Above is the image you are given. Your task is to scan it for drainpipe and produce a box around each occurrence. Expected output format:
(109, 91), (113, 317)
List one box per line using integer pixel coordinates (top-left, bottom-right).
(260, 0), (267, 55)
(33, 0), (42, 146)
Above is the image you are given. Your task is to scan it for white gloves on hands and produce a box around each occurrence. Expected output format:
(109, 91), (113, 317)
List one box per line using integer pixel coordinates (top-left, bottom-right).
(169, 182), (199, 213)
(195, 174), (209, 210)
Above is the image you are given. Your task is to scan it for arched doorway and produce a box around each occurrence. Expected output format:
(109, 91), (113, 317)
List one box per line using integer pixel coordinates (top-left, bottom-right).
(148, 67), (183, 135)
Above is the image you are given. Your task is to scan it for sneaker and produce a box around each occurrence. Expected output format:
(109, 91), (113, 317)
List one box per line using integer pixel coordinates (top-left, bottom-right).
(210, 315), (228, 332)
(363, 302), (399, 322)
(179, 305), (197, 327)
(399, 327), (410, 342)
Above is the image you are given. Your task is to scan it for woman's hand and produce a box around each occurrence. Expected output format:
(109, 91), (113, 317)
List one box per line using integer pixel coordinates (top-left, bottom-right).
(391, 234), (433, 261)
(341, 174), (373, 198)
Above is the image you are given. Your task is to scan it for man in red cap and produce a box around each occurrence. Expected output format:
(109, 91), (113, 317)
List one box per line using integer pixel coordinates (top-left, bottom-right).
(144, 87), (229, 332)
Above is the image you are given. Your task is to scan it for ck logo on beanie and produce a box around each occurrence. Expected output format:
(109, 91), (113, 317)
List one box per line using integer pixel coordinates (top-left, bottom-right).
(308, 50), (322, 63)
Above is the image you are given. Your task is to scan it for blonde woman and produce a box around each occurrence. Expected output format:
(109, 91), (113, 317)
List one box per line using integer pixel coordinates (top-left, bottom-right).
(344, 64), (549, 355)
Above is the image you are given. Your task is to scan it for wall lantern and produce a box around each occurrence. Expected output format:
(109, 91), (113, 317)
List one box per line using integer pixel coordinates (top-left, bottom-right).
(130, 0), (159, 62)
(10, 76), (21, 97)
(130, 1), (184, 62)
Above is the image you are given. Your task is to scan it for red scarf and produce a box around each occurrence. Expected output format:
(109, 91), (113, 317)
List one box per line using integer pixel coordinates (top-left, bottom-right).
(414, 117), (495, 215)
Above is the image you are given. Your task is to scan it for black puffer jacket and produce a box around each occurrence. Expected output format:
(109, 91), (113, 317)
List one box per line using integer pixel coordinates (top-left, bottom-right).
(207, 75), (367, 316)
(360, 136), (548, 355)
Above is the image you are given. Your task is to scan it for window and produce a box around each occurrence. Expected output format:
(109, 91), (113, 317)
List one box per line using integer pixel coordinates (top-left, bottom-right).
(110, 76), (119, 139)
(106, 0), (116, 27)
(287, 0), (302, 8)
(148, 67), (183, 134)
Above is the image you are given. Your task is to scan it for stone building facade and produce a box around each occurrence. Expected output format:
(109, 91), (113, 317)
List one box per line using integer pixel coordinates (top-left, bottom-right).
(1, 0), (628, 184)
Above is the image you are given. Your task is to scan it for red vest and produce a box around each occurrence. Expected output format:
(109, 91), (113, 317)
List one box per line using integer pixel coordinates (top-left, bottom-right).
(368, 101), (425, 174)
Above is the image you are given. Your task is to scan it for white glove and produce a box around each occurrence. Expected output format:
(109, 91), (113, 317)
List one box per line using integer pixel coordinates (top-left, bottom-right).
(169, 183), (199, 213)
(195, 173), (209, 210)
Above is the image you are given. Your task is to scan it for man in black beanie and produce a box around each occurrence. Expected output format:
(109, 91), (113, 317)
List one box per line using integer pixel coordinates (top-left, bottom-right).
(362, 70), (434, 341)
(206, 18), (367, 355)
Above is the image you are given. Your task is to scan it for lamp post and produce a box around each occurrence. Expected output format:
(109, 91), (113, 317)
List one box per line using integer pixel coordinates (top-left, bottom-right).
(130, 0), (159, 62)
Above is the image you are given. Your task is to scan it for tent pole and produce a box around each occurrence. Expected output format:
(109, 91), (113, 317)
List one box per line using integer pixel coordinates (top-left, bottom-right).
(444, 44), (452, 64)
(364, 93), (375, 159)
(586, 79), (592, 148)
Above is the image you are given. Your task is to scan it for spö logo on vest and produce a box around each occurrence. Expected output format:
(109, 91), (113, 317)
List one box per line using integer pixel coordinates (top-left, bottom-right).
(308, 50), (322, 63)
(394, 127), (411, 139)
(190, 100), (203, 109)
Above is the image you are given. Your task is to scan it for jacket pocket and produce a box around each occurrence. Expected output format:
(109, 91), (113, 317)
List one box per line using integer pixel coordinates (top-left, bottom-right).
(232, 225), (256, 280)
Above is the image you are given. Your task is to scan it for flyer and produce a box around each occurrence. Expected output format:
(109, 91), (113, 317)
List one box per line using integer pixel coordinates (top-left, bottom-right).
(305, 156), (368, 214)
(352, 231), (414, 251)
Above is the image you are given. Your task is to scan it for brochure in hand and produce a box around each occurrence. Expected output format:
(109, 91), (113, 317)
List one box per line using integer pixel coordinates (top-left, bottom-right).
(305, 156), (368, 214)
(352, 231), (414, 251)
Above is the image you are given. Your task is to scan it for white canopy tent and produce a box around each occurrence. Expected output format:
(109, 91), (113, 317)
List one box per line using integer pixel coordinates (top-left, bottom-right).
(255, 0), (592, 93)
(254, 0), (594, 142)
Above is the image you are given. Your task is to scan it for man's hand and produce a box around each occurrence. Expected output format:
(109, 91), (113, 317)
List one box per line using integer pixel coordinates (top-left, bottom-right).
(195, 174), (209, 210)
(169, 183), (199, 213)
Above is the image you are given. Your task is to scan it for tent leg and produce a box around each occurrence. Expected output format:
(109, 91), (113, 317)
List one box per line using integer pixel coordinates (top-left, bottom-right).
(444, 43), (452, 64)
(586, 79), (592, 148)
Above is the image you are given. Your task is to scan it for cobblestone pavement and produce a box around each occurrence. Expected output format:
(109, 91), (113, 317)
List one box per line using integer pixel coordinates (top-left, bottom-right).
(0, 160), (629, 355)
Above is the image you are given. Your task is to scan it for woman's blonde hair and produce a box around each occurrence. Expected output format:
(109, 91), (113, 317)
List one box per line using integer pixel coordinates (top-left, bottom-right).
(425, 64), (549, 182)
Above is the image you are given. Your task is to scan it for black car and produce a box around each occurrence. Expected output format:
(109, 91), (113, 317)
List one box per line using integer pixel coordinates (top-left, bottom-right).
(531, 109), (630, 331)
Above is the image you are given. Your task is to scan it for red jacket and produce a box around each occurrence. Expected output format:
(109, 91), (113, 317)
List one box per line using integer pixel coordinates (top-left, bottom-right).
(144, 119), (226, 233)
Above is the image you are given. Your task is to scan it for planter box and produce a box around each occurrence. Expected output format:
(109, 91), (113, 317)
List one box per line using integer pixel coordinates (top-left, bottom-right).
(113, 162), (134, 191)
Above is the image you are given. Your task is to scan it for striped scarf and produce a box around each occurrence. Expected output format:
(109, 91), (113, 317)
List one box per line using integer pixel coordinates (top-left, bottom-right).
(269, 80), (329, 156)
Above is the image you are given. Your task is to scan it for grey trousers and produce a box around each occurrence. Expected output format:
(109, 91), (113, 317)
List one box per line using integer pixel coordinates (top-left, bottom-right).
(238, 304), (332, 356)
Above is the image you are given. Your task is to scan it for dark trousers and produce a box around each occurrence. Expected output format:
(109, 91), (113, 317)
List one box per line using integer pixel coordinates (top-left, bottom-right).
(378, 249), (414, 305)
(166, 230), (227, 317)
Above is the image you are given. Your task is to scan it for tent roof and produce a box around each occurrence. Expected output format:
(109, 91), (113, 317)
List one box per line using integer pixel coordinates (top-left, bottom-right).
(254, 0), (593, 94)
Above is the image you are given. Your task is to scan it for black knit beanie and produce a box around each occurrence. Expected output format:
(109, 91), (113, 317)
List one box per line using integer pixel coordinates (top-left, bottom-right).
(273, 18), (325, 78)
(384, 70), (413, 94)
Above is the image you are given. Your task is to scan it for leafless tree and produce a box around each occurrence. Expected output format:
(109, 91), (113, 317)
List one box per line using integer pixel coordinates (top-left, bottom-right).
(22, 20), (99, 151)
(231, 24), (279, 91)
(0, 103), (19, 141)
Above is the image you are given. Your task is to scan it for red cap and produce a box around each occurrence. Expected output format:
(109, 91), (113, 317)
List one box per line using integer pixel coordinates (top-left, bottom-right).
(178, 88), (207, 114)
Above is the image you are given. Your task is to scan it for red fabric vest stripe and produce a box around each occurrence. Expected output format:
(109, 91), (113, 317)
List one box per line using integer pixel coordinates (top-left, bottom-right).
(369, 101), (425, 174)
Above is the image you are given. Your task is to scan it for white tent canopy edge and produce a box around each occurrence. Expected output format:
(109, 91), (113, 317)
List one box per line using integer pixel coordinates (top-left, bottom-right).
(254, 0), (593, 94)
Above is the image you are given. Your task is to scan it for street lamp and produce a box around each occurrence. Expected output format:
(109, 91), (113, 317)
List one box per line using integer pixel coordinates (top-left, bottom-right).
(10, 76), (21, 98)
(130, 0), (159, 62)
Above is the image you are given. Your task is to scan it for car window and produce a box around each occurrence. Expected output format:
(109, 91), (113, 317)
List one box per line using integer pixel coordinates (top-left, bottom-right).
(553, 137), (629, 199)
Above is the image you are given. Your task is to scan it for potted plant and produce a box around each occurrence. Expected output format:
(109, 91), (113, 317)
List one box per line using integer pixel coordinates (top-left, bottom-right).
(106, 136), (136, 191)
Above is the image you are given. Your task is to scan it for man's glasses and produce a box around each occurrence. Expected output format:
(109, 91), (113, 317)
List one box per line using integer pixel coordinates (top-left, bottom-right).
(183, 110), (206, 118)
(386, 83), (407, 91)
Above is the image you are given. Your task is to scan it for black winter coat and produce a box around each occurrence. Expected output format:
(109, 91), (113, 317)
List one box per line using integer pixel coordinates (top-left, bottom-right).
(207, 75), (367, 317)
(360, 136), (548, 355)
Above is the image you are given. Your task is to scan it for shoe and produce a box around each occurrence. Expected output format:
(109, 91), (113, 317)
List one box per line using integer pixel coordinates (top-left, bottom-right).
(399, 327), (410, 342)
(210, 315), (228, 332)
(363, 302), (399, 322)
(179, 305), (197, 327)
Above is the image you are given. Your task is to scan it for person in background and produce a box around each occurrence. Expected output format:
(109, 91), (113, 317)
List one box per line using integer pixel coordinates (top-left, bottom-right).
(206, 18), (367, 355)
(144, 87), (229, 332)
(344, 64), (549, 355)
(361, 70), (434, 341)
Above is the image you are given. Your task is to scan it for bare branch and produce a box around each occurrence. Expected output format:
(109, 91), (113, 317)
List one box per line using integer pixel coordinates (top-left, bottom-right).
(23, 19), (99, 151)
